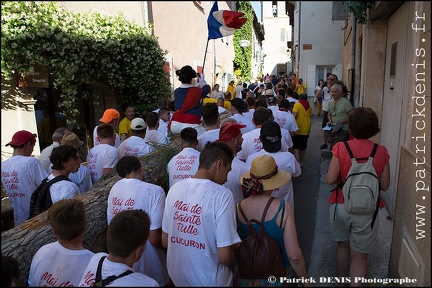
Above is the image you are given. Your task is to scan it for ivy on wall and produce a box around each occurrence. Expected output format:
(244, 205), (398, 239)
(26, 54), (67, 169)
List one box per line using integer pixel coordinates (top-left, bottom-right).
(1, 1), (170, 127)
(233, 1), (254, 81)
(345, 1), (373, 25)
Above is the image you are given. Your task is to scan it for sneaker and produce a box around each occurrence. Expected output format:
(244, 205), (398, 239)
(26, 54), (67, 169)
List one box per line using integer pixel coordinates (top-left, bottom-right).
(320, 144), (328, 149)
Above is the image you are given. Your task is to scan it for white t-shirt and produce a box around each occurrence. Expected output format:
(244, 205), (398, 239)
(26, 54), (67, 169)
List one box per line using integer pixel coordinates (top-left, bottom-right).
(211, 90), (224, 99)
(117, 136), (154, 158)
(268, 105), (279, 114)
(223, 157), (247, 204)
(242, 109), (254, 120)
(78, 252), (159, 287)
(166, 148), (200, 188)
(93, 126), (121, 148)
(28, 241), (94, 287)
(287, 97), (298, 103)
(1, 156), (48, 226)
(69, 164), (93, 194)
(38, 142), (60, 173)
(162, 178), (241, 286)
(107, 178), (168, 286)
(321, 86), (332, 111)
(218, 106), (226, 114)
(145, 129), (168, 145)
(236, 128), (289, 161)
(197, 129), (220, 152)
(87, 144), (119, 183)
(47, 174), (80, 203)
(281, 128), (294, 149)
(230, 114), (254, 134)
(157, 119), (168, 136)
(245, 150), (301, 207)
(272, 110), (299, 133)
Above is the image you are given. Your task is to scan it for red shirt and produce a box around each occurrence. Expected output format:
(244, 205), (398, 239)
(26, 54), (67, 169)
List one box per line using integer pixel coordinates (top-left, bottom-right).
(328, 139), (390, 205)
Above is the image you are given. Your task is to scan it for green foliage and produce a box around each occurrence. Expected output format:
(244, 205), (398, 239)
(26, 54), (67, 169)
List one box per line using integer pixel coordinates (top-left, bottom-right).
(1, 1), (171, 128)
(234, 1), (254, 81)
(345, 1), (373, 25)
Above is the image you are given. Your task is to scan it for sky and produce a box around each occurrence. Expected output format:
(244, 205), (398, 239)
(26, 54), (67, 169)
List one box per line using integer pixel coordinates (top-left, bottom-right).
(250, 1), (262, 21)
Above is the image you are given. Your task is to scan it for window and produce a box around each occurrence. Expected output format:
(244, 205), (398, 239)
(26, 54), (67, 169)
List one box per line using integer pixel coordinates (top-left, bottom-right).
(317, 67), (333, 84)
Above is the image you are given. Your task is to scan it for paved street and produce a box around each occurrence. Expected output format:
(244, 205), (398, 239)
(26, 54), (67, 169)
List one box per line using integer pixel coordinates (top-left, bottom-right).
(293, 115), (393, 286)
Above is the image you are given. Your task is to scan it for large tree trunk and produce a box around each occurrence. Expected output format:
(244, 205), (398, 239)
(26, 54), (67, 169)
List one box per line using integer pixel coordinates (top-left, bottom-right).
(1, 142), (180, 286)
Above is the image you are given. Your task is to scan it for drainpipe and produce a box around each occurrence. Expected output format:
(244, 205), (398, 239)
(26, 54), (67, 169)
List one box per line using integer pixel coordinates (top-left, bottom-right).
(350, 16), (356, 105)
(297, 1), (301, 75)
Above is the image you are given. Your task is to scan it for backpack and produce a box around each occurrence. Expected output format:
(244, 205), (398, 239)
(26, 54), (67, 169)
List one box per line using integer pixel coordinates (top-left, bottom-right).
(92, 256), (133, 287)
(28, 175), (71, 220)
(237, 197), (286, 279)
(336, 142), (381, 227)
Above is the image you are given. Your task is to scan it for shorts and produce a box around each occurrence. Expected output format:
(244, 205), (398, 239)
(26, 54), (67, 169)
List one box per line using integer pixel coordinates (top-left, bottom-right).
(329, 204), (379, 254)
(292, 134), (309, 150)
(322, 111), (329, 128)
(328, 129), (350, 148)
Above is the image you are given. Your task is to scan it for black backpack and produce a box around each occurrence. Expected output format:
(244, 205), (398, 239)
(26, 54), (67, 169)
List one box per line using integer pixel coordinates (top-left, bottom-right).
(28, 175), (71, 220)
(92, 256), (133, 287)
(237, 197), (286, 279)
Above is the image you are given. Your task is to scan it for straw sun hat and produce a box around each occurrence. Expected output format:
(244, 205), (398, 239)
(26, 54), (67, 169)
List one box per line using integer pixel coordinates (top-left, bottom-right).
(241, 154), (291, 197)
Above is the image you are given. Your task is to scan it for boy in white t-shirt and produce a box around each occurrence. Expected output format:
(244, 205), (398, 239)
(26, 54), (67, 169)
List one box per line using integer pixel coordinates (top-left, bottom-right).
(1, 130), (48, 226)
(162, 142), (241, 286)
(28, 199), (95, 287)
(107, 156), (169, 286)
(46, 144), (81, 204)
(167, 127), (200, 188)
(144, 111), (168, 145)
(79, 210), (159, 287)
(87, 123), (119, 183)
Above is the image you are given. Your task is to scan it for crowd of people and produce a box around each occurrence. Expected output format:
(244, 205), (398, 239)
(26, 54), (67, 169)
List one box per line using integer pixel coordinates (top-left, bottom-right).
(1, 67), (390, 287)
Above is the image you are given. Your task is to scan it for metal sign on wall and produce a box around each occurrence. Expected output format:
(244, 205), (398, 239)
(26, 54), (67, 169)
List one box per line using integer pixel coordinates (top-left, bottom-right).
(17, 65), (49, 88)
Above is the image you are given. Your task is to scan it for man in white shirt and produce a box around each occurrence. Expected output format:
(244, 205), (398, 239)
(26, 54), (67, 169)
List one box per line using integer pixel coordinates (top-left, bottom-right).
(92, 108), (121, 148)
(107, 156), (169, 286)
(167, 127), (200, 188)
(230, 98), (254, 134)
(145, 111), (169, 145)
(1, 130), (48, 226)
(38, 127), (70, 173)
(60, 132), (93, 194)
(245, 120), (301, 208)
(162, 142), (241, 286)
(237, 107), (289, 161)
(117, 117), (154, 158)
(45, 144), (81, 205)
(218, 122), (247, 204)
(197, 103), (220, 151)
(87, 123), (119, 183)
(28, 199), (94, 287)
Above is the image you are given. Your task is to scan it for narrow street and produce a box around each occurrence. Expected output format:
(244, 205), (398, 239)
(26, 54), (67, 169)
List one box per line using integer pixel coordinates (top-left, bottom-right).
(293, 115), (393, 286)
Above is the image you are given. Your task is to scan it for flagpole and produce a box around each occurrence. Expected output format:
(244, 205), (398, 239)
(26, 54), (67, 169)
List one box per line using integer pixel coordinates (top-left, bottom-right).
(202, 38), (210, 72)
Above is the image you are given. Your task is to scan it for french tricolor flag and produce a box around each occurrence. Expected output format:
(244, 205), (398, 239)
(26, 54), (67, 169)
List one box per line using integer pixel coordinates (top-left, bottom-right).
(207, 1), (247, 40)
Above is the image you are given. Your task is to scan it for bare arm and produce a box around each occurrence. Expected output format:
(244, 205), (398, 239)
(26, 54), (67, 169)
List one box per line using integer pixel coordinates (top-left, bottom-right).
(162, 231), (168, 249)
(217, 244), (238, 269)
(103, 168), (113, 175)
(326, 155), (340, 185)
(283, 202), (310, 286)
(380, 162), (391, 191)
(149, 228), (165, 250)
